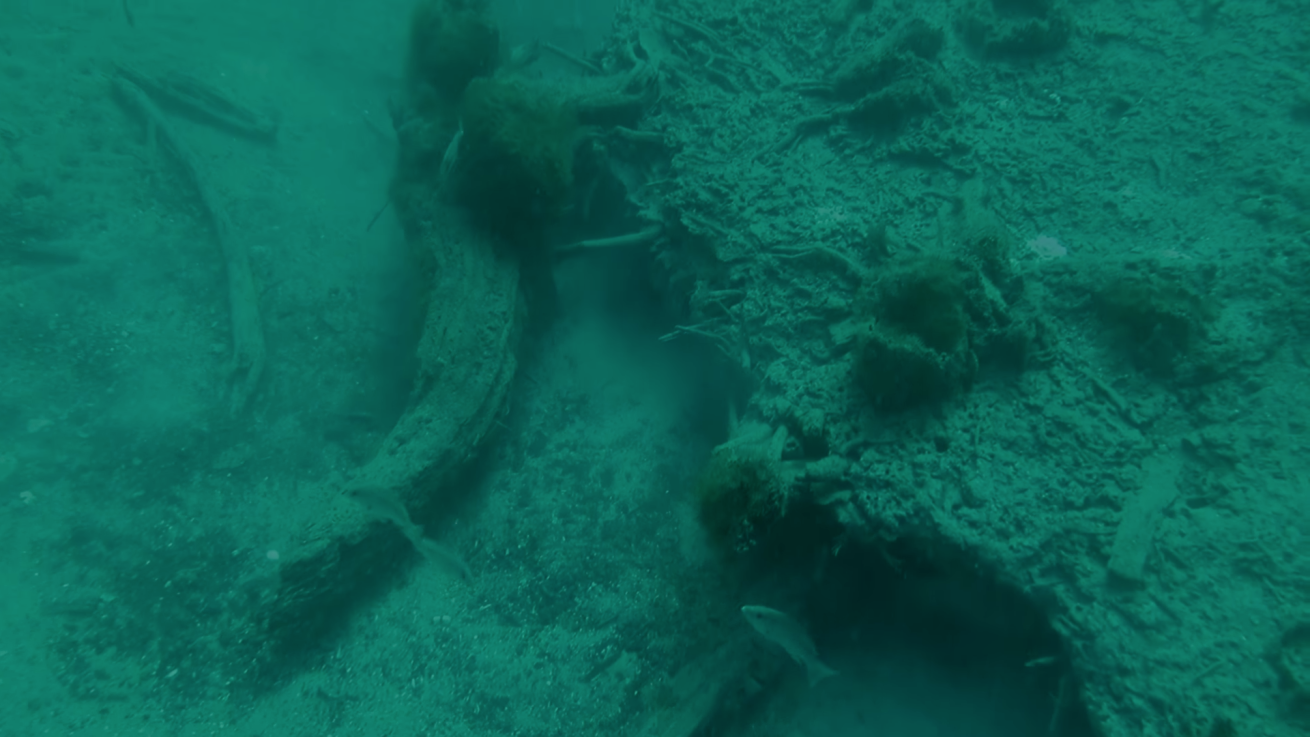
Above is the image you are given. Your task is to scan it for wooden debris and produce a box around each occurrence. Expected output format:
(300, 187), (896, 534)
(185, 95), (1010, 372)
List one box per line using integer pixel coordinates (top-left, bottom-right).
(1077, 366), (1142, 427)
(112, 73), (267, 413)
(771, 243), (865, 281)
(0, 116), (19, 141)
(766, 106), (849, 156)
(652, 11), (780, 85)
(1107, 451), (1183, 584)
(631, 636), (783, 737)
(113, 60), (278, 142)
(823, 0), (867, 30)
(250, 198), (523, 666)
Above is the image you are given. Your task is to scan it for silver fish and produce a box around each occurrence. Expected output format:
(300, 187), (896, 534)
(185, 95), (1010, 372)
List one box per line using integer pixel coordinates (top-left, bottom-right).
(438, 122), (463, 193)
(345, 487), (420, 535)
(346, 486), (473, 584)
(741, 605), (838, 686)
(413, 535), (474, 584)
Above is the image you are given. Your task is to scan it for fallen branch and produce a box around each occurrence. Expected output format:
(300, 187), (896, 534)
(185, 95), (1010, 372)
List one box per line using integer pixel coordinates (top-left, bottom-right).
(766, 106), (848, 156)
(112, 73), (266, 413)
(114, 60), (278, 142)
(771, 243), (865, 280)
(658, 321), (740, 364)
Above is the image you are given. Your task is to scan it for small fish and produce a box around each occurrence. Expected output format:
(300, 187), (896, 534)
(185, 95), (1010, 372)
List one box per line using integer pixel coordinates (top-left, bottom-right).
(741, 605), (838, 686)
(437, 122), (463, 193)
(345, 486), (421, 536)
(345, 486), (473, 584)
(413, 535), (474, 584)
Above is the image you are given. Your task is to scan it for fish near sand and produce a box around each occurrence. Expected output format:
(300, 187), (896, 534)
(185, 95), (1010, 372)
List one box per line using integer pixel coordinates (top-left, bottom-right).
(345, 486), (473, 584)
(741, 605), (838, 686)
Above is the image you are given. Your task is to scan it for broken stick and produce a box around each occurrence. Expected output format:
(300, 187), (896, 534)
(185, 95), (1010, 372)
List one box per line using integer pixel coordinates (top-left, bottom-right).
(112, 74), (267, 413)
(114, 60), (278, 142)
(1107, 451), (1183, 584)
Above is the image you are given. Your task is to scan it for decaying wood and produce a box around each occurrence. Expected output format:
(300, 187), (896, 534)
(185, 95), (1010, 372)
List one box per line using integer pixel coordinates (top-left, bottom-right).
(1107, 451), (1183, 584)
(114, 60), (278, 142)
(247, 197), (523, 663)
(632, 636), (784, 737)
(111, 73), (267, 413)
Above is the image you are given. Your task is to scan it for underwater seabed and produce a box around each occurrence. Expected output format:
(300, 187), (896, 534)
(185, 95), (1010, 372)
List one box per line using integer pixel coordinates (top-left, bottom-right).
(727, 540), (1094, 737)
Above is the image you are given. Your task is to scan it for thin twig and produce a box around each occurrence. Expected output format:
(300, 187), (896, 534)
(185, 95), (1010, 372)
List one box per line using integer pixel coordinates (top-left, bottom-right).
(542, 42), (602, 76)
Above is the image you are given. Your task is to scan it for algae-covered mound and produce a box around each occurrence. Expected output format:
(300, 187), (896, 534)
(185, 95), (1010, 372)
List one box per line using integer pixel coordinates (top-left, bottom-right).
(454, 78), (578, 238)
(406, 0), (499, 106)
(853, 253), (980, 411)
(1093, 263), (1219, 377)
(956, 0), (1073, 58)
(694, 444), (787, 555)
